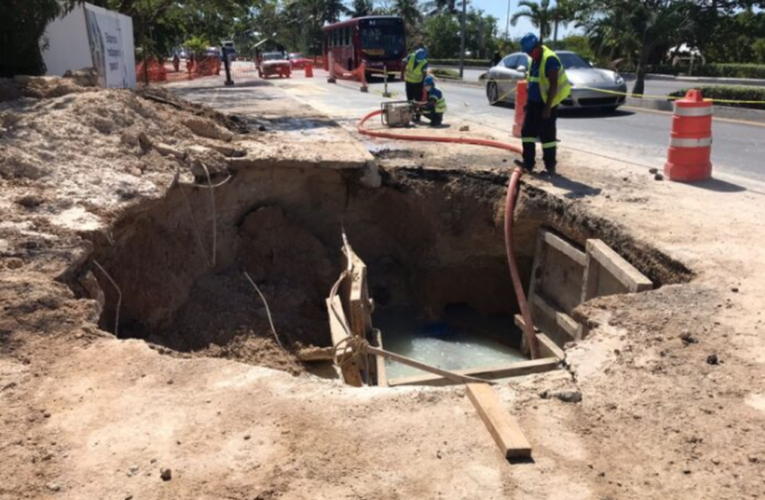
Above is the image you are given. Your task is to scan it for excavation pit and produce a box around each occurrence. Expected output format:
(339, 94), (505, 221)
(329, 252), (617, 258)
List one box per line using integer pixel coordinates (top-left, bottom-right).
(75, 163), (692, 386)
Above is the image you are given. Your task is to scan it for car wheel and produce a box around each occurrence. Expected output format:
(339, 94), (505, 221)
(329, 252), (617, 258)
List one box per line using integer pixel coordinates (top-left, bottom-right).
(487, 82), (499, 106)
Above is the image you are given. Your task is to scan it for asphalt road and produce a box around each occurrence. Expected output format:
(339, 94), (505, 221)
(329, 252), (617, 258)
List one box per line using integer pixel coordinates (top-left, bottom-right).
(433, 67), (710, 97)
(227, 65), (764, 185)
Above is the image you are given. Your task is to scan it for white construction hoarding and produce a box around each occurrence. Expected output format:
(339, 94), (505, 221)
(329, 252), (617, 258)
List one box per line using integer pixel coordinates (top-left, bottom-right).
(42, 3), (136, 89)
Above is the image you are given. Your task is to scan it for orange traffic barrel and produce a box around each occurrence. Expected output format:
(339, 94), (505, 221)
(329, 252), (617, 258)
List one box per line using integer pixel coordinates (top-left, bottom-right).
(664, 89), (713, 182)
(513, 81), (527, 138)
(305, 63), (313, 78)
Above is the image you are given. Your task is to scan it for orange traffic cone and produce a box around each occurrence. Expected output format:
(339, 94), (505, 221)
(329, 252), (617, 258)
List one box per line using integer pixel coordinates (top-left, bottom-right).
(664, 89), (713, 182)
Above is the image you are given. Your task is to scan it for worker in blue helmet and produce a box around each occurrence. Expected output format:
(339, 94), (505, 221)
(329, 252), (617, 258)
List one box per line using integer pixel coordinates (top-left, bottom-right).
(404, 47), (429, 122)
(514, 32), (571, 175)
(415, 75), (447, 126)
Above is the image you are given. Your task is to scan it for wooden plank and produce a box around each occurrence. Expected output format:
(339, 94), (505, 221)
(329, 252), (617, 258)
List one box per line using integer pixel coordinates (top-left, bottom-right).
(375, 329), (387, 388)
(326, 296), (363, 387)
(387, 357), (559, 387)
(540, 229), (587, 267)
(349, 253), (371, 338)
(532, 293), (581, 340)
(586, 240), (653, 293)
(513, 314), (566, 361)
(581, 250), (600, 302)
(466, 383), (532, 459)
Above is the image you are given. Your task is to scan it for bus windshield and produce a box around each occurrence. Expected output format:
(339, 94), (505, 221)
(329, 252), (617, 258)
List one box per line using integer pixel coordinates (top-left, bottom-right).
(359, 18), (405, 59)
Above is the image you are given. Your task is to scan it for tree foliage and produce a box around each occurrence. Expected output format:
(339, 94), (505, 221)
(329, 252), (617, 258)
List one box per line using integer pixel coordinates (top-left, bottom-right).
(0, 0), (80, 77)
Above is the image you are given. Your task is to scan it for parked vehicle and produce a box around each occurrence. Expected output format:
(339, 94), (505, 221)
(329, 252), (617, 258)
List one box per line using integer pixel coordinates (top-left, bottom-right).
(486, 51), (628, 111)
(287, 53), (312, 70)
(257, 52), (291, 79)
(322, 16), (406, 78)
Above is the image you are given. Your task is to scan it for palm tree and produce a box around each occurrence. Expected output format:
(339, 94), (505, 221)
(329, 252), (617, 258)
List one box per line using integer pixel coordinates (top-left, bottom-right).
(551, 0), (576, 48)
(511, 0), (554, 40)
(322, 0), (349, 23)
(351, 0), (375, 17)
(422, 0), (458, 16)
(394, 0), (422, 28)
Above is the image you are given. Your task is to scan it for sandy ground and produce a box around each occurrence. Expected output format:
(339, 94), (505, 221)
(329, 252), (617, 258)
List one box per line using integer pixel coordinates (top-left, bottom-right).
(1, 74), (764, 500)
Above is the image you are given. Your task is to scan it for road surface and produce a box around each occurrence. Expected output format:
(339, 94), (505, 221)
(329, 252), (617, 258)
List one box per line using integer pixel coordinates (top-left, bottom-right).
(223, 64), (765, 186)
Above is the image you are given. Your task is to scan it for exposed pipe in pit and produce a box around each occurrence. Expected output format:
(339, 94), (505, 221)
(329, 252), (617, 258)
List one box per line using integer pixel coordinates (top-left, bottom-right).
(357, 110), (541, 359)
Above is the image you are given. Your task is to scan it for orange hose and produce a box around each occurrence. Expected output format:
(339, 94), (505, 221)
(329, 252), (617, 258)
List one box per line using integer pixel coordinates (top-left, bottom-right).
(357, 110), (541, 359)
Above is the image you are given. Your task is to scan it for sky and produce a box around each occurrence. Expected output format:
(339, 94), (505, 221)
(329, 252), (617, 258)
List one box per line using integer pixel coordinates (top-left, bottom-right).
(467, 0), (578, 39)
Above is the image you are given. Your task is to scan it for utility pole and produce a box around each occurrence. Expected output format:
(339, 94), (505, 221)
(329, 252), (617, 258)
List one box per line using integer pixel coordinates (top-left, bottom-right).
(459, 0), (467, 78)
(505, 0), (512, 40)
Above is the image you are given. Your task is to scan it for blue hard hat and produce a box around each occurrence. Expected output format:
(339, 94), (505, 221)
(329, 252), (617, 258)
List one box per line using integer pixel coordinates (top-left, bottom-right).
(520, 33), (540, 54)
(424, 75), (435, 86)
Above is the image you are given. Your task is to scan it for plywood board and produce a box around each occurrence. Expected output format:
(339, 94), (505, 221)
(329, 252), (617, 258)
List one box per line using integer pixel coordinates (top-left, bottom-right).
(387, 357), (559, 387)
(467, 383), (532, 459)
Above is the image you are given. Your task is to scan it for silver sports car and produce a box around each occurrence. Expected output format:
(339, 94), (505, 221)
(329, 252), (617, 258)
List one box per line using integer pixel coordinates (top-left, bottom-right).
(485, 51), (628, 111)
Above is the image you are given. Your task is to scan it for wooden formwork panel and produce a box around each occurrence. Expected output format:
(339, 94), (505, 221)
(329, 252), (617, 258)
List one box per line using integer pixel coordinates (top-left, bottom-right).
(526, 230), (653, 351)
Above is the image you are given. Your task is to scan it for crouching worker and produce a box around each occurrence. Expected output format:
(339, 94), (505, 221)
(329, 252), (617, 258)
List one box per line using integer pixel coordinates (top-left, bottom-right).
(418, 75), (447, 126)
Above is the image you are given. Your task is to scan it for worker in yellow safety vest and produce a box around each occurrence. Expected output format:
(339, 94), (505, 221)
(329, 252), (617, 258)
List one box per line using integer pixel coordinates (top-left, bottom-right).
(404, 48), (429, 122)
(514, 33), (571, 176)
(416, 75), (447, 126)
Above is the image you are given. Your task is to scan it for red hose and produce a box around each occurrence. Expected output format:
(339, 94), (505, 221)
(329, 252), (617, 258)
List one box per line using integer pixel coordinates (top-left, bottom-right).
(357, 110), (541, 359)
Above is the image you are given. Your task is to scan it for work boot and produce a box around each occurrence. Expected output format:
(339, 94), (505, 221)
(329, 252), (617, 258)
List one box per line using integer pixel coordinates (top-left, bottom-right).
(545, 163), (557, 176)
(514, 158), (534, 173)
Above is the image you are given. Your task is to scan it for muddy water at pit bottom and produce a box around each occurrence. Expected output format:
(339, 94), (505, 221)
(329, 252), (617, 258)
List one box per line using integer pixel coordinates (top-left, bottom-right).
(376, 306), (527, 380)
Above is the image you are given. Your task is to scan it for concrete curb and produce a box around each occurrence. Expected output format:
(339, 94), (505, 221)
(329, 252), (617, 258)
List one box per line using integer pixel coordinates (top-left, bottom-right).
(625, 97), (765, 123)
(624, 73), (765, 88)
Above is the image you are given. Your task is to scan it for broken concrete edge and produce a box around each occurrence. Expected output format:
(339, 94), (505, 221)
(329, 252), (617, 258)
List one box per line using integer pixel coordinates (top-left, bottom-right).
(228, 158), (381, 188)
(386, 357), (560, 388)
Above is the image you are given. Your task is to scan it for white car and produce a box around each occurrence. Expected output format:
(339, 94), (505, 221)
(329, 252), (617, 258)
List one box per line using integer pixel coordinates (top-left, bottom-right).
(486, 51), (628, 111)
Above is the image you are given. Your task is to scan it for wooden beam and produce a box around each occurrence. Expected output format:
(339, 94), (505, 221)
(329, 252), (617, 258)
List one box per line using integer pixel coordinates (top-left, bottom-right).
(375, 329), (387, 388)
(540, 229), (587, 267)
(387, 357), (559, 387)
(586, 240), (653, 293)
(467, 383), (532, 459)
(326, 296), (363, 387)
(513, 314), (566, 361)
(531, 293), (582, 341)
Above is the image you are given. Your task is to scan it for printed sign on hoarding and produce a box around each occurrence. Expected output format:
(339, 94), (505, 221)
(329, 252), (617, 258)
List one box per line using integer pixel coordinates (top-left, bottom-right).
(84, 3), (136, 88)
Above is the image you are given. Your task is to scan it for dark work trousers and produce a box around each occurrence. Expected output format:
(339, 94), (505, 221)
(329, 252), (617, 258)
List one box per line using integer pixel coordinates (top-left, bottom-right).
(406, 81), (424, 120)
(422, 111), (443, 126)
(521, 100), (559, 171)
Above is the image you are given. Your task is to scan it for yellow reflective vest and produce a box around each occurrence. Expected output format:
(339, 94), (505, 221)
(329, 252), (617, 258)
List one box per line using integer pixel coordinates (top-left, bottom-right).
(526, 46), (572, 108)
(406, 55), (427, 83)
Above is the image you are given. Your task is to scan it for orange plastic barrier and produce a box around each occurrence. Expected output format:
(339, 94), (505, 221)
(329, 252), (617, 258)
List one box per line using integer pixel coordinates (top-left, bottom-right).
(136, 59), (168, 83)
(305, 63), (313, 78)
(664, 89), (713, 182)
(512, 80), (527, 138)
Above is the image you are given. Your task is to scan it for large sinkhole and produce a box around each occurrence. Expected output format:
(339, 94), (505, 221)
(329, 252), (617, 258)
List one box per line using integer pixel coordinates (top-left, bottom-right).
(75, 164), (692, 383)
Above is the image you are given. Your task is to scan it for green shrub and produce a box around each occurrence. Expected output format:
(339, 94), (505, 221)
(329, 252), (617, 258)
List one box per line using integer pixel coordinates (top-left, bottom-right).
(429, 59), (492, 68)
(431, 68), (461, 79)
(668, 85), (765, 110)
(649, 63), (765, 79)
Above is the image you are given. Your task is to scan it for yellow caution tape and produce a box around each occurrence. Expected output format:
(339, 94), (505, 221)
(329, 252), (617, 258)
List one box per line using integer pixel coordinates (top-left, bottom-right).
(577, 85), (765, 105)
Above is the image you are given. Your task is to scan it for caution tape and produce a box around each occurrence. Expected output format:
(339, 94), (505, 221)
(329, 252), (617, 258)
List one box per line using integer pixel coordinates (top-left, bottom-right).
(577, 85), (765, 105)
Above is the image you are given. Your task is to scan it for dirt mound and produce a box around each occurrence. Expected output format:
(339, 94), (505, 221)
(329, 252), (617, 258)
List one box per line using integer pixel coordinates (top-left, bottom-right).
(0, 73), (98, 103)
(0, 85), (256, 278)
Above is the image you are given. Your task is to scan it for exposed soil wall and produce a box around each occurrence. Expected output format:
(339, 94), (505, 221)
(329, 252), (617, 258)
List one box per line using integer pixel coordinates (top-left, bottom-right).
(80, 163), (691, 373)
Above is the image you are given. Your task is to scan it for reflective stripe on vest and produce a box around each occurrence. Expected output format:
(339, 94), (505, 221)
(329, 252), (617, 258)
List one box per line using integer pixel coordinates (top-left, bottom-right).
(527, 46), (571, 108)
(435, 95), (447, 113)
(406, 56), (427, 83)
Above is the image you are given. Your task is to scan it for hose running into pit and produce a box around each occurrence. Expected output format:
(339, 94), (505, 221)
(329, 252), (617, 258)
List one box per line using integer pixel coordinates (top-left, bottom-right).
(357, 110), (541, 359)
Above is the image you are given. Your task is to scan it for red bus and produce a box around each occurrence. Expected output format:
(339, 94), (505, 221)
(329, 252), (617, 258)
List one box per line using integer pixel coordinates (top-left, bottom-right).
(322, 16), (406, 77)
